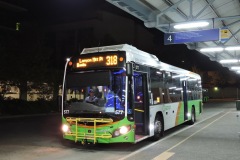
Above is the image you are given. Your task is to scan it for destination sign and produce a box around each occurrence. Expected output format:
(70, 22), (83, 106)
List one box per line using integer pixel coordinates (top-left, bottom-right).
(164, 29), (220, 45)
(72, 54), (124, 69)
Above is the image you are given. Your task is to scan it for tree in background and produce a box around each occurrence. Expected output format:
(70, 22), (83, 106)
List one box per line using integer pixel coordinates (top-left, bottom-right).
(0, 29), (55, 100)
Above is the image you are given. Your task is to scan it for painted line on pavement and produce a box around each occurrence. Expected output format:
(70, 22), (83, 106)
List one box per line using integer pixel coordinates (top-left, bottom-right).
(152, 151), (175, 160)
(151, 109), (232, 160)
(117, 110), (226, 160)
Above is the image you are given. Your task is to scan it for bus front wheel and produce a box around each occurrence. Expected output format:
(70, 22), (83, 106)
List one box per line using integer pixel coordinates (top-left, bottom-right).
(151, 114), (164, 141)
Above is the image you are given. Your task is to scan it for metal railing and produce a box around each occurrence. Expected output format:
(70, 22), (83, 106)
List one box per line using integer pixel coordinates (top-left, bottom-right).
(65, 117), (113, 144)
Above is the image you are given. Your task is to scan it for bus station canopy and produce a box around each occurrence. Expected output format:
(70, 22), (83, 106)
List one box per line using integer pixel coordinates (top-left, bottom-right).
(106, 0), (240, 73)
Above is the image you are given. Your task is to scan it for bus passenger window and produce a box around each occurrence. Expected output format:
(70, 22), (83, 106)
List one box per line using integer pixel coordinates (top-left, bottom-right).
(150, 68), (163, 105)
(163, 89), (172, 103)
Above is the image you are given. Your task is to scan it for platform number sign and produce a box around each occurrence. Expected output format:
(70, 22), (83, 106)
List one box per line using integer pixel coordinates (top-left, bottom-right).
(164, 29), (219, 45)
(167, 35), (172, 42)
(164, 33), (175, 45)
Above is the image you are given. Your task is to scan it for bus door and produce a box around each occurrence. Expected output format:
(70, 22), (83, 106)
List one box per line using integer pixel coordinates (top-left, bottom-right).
(133, 72), (149, 135)
(182, 80), (188, 121)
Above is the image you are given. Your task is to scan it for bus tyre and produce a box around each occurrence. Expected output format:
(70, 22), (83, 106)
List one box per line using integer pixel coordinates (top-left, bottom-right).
(189, 107), (196, 125)
(151, 114), (164, 141)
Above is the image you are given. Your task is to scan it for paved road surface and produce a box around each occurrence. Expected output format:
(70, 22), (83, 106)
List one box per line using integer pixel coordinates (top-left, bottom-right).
(0, 101), (239, 160)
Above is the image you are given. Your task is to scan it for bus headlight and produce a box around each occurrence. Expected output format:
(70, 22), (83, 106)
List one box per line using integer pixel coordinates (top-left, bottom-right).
(113, 125), (131, 137)
(62, 124), (70, 133)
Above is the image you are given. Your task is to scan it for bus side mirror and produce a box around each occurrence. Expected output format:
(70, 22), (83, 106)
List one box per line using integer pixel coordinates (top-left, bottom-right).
(126, 62), (133, 76)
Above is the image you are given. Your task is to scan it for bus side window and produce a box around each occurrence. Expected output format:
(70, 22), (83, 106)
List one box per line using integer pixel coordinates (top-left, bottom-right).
(163, 89), (172, 103)
(150, 68), (163, 105)
(151, 88), (163, 104)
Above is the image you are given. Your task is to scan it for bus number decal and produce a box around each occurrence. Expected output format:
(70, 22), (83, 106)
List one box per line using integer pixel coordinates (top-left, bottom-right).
(64, 110), (69, 114)
(106, 55), (118, 66)
(115, 110), (124, 115)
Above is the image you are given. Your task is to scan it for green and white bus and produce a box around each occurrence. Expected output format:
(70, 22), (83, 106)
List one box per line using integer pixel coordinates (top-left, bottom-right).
(61, 44), (202, 144)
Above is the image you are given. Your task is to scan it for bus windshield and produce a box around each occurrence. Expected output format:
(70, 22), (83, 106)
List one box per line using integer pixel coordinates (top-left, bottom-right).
(63, 70), (126, 120)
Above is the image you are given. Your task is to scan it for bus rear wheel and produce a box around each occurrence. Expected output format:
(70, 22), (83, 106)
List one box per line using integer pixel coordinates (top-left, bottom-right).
(151, 114), (164, 141)
(188, 107), (196, 125)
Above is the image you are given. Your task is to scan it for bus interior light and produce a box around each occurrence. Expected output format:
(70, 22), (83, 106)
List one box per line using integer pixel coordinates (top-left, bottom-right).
(175, 88), (182, 91)
(172, 74), (184, 78)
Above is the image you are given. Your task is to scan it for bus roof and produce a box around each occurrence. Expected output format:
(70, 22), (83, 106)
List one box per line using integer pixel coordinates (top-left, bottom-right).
(81, 44), (201, 79)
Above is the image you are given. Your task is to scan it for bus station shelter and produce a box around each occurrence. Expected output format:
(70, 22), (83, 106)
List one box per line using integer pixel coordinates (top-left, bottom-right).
(106, 0), (240, 73)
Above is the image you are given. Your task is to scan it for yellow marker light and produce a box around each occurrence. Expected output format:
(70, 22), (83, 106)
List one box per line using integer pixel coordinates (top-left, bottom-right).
(119, 57), (124, 61)
(16, 22), (20, 31)
(68, 61), (73, 66)
(157, 97), (160, 103)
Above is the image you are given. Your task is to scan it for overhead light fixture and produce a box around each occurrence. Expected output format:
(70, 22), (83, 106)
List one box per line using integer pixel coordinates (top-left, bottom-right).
(219, 59), (238, 63)
(200, 46), (240, 52)
(174, 21), (209, 29)
(200, 47), (224, 52)
(225, 46), (240, 51)
(231, 66), (240, 70)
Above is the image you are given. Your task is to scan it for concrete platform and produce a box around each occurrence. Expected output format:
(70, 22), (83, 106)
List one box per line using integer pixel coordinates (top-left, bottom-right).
(122, 100), (240, 160)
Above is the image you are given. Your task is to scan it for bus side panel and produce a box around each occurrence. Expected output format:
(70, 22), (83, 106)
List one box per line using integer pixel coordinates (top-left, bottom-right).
(163, 103), (180, 130)
(187, 99), (202, 119)
(175, 99), (202, 125)
(175, 102), (185, 126)
(149, 100), (202, 134)
(149, 104), (164, 136)
(150, 103), (185, 133)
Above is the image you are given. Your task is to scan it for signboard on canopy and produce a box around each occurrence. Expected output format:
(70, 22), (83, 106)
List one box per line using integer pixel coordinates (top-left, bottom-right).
(164, 29), (220, 45)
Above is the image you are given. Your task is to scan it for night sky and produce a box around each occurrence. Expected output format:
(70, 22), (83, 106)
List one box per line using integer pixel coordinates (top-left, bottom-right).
(0, 0), (231, 72)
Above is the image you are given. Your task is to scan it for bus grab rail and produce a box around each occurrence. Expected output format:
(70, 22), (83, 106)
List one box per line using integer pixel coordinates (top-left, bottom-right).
(65, 117), (113, 144)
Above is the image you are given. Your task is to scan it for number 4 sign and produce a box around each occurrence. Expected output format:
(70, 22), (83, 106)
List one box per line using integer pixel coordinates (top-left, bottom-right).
(164, 33), (175, 45)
